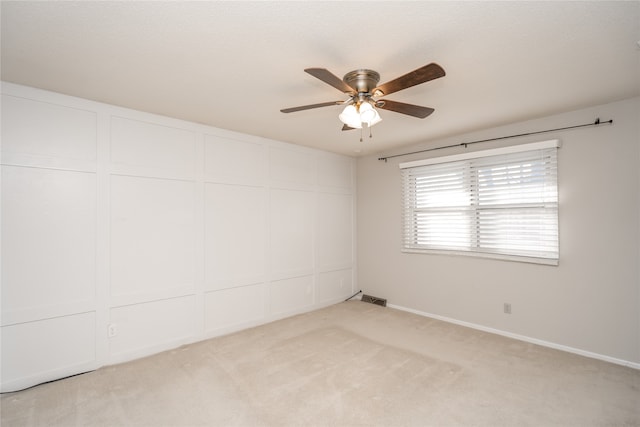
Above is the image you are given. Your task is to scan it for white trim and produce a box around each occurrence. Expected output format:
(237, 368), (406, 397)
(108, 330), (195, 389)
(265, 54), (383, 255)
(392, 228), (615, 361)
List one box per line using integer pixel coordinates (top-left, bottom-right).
(0, 364), (97, 394)
(401, 248), (559, 266)
(399, 139), (561, 169)
(387, 303), (640, 370)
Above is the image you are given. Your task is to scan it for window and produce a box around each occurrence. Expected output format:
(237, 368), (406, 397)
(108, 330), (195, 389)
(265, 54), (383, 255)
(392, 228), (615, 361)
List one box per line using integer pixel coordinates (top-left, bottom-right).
(400, 140), (559, 265)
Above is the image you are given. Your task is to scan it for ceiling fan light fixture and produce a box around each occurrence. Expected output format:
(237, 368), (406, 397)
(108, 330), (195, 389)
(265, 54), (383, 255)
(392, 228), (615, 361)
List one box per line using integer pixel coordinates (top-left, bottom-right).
(366, 109), (382, 127)
(339, 102), (382, 129)
(339, 104), (362, 129)
(359, 101), (376, 122)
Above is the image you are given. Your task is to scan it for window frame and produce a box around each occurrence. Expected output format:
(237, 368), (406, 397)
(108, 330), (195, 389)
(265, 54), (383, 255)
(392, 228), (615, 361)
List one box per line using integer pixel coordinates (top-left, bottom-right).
(400, 140), (560, 265)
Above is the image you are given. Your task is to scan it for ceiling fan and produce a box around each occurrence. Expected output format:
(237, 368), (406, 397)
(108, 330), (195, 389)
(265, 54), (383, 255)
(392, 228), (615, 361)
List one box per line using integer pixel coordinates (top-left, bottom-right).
(281, 63), (445, 137)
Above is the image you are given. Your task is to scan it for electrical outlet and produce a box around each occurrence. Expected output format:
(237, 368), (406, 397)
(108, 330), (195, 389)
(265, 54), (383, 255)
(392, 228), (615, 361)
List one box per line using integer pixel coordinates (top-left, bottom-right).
(108, 323), (117, 337)
(504, 303), (512, 314)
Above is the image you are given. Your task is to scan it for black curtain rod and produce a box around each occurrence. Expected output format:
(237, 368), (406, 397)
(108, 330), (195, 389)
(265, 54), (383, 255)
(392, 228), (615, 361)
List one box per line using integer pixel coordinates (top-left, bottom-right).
(378, 118), (613, 162)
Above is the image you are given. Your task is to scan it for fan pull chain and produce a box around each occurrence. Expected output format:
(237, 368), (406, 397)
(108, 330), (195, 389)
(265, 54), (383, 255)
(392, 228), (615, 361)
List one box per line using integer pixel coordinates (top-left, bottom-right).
(360, 127), (363, 142)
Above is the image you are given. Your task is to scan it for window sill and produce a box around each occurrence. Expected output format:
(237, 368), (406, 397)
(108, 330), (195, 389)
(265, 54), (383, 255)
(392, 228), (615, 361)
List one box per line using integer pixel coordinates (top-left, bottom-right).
(401, 248), (559, 266)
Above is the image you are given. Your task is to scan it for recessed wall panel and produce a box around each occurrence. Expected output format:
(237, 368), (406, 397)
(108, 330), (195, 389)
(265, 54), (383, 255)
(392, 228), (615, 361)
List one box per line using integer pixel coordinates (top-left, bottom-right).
(1, 166), (96, 323)
(204, 284), (265, 332)
(110, 175), (195, 302)
(1, 312), (96, 390)
(204, 135), (266, 184)
(317, 193), (353, 268)
(270, 189), (314, 275)
(1, 94), (97, 170)
(109, 296), (195, 359)
(110, 117), (196, 179)
(269, 147), (315, 186)
(204, 183), (266, 290)
(318, 154), (352, 189)
(270, 276), (314, 316)
(317, 269), (353, 304)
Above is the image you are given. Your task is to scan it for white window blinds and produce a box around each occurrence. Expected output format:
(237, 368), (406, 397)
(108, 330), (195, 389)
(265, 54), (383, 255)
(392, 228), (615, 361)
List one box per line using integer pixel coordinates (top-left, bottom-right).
(400, 140), (559, 265)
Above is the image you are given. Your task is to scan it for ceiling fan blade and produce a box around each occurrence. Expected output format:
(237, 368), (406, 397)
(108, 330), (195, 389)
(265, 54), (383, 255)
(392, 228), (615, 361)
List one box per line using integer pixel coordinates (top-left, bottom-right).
(377, 100), (435, 118)
(280, 101), (342, 113)
(305, 68), (356, 94)
(341, 124), (357, 131)
(373, 63), (445, 96)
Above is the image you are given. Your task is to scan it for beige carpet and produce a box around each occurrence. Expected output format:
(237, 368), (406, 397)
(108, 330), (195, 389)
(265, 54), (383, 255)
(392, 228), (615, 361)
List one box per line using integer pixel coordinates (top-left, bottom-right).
(2, 301), (639, 426)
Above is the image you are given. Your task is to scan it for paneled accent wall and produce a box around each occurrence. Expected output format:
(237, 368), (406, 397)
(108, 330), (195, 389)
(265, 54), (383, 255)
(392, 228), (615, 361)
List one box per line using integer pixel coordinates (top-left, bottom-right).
(0, 82), (356, 392)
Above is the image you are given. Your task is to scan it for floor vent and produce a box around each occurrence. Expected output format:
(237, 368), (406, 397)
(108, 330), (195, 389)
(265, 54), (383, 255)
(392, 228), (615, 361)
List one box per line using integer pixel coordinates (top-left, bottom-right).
(361, 294), (387, 307)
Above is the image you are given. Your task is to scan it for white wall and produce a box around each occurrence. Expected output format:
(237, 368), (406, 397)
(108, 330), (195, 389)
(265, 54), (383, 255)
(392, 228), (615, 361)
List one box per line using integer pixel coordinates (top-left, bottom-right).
(0, 82), (356, 392)
(358, 97), (640, 366)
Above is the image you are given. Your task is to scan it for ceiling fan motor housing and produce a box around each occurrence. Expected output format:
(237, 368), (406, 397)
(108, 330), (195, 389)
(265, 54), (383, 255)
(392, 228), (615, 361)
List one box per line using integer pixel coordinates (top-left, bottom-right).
(343, 69), (380, 95)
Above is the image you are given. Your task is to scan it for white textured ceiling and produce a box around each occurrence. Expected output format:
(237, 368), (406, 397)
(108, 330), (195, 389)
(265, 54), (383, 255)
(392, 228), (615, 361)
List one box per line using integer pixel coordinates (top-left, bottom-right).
(2, 1), (639, 157)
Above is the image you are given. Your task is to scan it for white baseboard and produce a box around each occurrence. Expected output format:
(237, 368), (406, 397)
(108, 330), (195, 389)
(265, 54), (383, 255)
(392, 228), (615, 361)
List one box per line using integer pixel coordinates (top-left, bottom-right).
(387, 303), (640, 370)
(1, 361), (98, 393)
